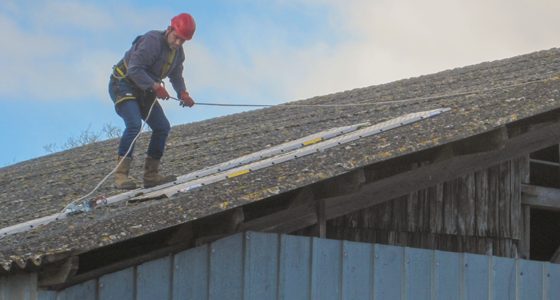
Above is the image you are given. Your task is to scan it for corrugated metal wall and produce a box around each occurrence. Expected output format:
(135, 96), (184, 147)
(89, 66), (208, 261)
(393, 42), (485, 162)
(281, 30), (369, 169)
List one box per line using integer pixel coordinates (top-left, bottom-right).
(2, 231), (560, 299)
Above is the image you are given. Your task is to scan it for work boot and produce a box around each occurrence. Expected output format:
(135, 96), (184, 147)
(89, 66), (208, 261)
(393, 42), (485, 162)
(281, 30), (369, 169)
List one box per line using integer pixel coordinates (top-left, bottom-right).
(114, 156), (137, 190)
(143, 157), (177, 188)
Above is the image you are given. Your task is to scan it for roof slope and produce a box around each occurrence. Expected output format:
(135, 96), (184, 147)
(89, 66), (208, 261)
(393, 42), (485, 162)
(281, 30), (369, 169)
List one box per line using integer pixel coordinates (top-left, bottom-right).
(2, 48), (560, 271)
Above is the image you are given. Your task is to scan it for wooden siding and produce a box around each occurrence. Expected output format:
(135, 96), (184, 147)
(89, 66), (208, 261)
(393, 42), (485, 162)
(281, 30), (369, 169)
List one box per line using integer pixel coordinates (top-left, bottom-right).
(327, 157), (525, 258)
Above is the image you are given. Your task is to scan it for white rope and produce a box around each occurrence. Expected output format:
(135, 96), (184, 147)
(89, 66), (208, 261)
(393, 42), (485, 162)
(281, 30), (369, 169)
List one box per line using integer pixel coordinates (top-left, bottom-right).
(56, 74), (558, 218)
(56, 99), (158, 218)
(172, 76), (554, 107)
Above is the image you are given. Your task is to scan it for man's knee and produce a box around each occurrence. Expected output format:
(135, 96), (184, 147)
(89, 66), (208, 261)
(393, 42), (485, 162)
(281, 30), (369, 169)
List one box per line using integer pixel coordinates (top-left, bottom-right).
(152, 119), (171, 135)
(125, 120), (143, 135)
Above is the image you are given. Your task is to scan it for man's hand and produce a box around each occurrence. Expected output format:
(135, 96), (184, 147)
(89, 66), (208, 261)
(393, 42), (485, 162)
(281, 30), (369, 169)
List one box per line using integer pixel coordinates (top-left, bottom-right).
(154, 85), (170, 100)
(179, 91), (195, 107)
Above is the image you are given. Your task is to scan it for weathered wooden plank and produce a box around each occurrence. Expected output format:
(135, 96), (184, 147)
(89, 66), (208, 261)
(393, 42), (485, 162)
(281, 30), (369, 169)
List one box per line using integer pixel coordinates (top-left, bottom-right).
(406, 191), (419, 232)
(503, 239), (513, 258)
(519, 154), (530, 184)
(391, 196), (407, 232)
(375, 229), (388, 245)
(360, 206), (372, 228)
(418, 161), (431, 233)
(521, 184), (560, 210)
(417, 187), (428, 233)
(406, 163), (420, 232)
(511, 158), (521, 240)
(238, 121), (560, 247)
(499, 161), (512, 238)
(477, 237), (492, 256)
(429, 184), (443, 234)
(396, 231), (408, 247)
(519, 205), (530, 260)
(362, 228), (375, 244)
(387, 231), (396, 245)
(475, 169), (489, 237)
(488, 164), (500, 237)
(323, 120), (560, 225)
(443, 179), (459, 235)
(467, 236), (478, 254)
(375, 201), (393, 230)
(458, 174), (476, 236)
(345, 210), (360, 229)
(437, 234), (448, 252)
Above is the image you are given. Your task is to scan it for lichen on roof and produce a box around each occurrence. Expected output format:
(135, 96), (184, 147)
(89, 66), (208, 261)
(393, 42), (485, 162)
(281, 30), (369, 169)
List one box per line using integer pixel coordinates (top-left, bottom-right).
(2, 47), (560, 271)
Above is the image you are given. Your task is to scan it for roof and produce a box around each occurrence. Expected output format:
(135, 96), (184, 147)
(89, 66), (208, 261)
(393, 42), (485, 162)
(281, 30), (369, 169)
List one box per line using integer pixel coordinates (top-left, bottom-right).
(2, 48), (560, 274)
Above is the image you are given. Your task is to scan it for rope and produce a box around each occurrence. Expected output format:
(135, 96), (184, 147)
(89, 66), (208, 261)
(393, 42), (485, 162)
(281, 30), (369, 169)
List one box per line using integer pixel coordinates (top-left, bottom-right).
(171, 76), (553, 108)
(56, 99), (158, 218)
(56, 75), (557, 218)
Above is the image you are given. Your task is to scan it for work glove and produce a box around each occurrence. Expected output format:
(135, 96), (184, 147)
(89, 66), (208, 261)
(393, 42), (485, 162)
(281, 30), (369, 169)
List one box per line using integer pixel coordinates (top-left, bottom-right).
(179, 91), (195, 108)
(154, 85), (170, 100)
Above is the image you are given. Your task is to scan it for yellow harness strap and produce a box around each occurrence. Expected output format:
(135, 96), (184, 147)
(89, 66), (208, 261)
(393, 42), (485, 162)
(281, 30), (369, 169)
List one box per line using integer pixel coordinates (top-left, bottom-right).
(160, 49), (176, 79)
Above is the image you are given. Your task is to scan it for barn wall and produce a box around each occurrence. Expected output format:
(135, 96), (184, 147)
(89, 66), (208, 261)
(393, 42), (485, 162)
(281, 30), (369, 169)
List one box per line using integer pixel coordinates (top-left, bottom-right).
(2, 231), (560, 300)
(327, 156), (528, 258)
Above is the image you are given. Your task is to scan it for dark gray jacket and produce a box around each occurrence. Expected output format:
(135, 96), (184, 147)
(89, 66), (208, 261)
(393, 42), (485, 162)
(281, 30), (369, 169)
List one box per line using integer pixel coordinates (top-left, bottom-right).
(124, 30), (187, 95)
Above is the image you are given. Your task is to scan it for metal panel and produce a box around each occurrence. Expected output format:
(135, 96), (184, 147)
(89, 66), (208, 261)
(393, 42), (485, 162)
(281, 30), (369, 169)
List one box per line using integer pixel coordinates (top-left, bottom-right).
(12, 231), (560, 300)
(519, 259), (544, 299)
(492, 256), (517, 300)
(373, 244), (404, 300)
(130, 108), (450, 200)
(434, 250), (462, 300)
(37, 291), (57, 300)
(278, 234), (311, 300)
(99, 267), (134, 300)
(0, 273), (37, 300)
(244, 232), (278, 300)
(311, 238), (342, 300)
(137, 256), (171, 300)
(2, 109), (449, 238)
(59, 279), (96, 300)
(209, 233), (244, 300)
(173, 244), (209, 300)
(404, 247), (432, 300)
(109, 122), (371, 203)
(548, 262), (560, 300)
(463, 253), (490, 300)
(342, 240), (373, 300)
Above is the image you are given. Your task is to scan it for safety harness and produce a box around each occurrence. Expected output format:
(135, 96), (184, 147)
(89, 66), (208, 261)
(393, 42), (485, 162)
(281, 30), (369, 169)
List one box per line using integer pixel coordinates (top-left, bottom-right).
(112, 32), (177, 105)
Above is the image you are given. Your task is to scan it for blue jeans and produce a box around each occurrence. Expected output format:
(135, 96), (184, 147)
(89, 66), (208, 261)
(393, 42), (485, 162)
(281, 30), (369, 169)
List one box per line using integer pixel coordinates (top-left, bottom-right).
(109, 77), (171, 159)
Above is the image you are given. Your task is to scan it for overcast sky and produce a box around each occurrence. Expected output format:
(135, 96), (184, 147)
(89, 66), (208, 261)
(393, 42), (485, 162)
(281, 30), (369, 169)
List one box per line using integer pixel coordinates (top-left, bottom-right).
(1, 0), (559, 166)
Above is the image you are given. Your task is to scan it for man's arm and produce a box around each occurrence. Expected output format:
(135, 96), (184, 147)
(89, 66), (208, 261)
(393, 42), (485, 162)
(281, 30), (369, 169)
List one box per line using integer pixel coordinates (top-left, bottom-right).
(127, 33), (161, 91)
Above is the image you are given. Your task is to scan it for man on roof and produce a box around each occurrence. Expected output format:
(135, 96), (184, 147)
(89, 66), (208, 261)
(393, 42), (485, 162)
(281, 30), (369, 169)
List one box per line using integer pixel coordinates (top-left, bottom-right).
(109, 13), (196, 190)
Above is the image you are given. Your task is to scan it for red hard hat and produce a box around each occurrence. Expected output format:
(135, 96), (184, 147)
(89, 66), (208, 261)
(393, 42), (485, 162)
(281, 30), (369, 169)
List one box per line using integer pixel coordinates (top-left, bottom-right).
(171, 13), (196, 40)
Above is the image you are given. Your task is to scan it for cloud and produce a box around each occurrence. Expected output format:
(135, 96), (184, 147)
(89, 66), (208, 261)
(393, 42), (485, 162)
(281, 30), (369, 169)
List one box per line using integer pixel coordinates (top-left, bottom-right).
(257, 0), (560, 101)
(0, 1), (171, 102)
(2, 0), (560, 107)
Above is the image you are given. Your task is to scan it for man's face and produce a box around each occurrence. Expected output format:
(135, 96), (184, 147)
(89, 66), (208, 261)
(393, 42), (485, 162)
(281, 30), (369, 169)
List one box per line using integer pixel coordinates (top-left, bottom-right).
(167, 29), (186, 50)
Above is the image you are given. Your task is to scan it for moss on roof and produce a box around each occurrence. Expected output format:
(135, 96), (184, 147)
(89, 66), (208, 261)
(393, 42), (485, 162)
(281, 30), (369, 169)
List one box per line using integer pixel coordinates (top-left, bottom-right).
(2, 48), (560, 271)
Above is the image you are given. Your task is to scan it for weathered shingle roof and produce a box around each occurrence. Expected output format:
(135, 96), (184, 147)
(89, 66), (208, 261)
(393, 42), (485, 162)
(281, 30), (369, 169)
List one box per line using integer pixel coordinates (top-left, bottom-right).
(2, 48), (560, 273)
